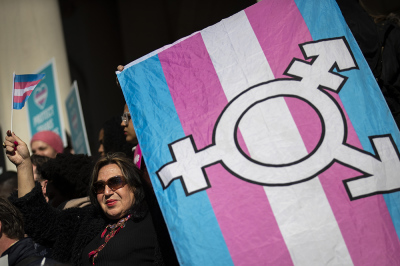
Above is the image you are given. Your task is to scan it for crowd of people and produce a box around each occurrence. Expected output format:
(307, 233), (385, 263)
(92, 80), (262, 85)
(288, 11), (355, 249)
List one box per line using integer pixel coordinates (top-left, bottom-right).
(0, 1), (399, 265)
(0, 76), (178, 265)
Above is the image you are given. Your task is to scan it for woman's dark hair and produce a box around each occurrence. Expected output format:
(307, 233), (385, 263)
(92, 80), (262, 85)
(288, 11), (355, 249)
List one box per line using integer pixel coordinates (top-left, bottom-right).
(0, 198), (24, 240)
(102, 116), (135, 159)
(38, 153), (94, 199)
(359, 0), (400, 26)
(31, 154), (51, 168)
(30, 154), (51, 182)
(89, 152), (146, 219)
(0, 171), (17, 186)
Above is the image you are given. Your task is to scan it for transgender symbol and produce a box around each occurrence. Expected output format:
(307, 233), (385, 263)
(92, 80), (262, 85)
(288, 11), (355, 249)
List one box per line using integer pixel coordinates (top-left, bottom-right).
(157, 37), (400, 200)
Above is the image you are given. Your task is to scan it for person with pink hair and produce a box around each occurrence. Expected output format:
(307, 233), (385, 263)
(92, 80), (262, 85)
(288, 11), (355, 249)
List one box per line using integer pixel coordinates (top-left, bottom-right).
(30, 131), (64, 159)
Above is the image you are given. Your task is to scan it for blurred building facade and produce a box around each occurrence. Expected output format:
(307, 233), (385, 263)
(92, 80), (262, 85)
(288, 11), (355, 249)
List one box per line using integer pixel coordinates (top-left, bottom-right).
(0, 0), (255, 171)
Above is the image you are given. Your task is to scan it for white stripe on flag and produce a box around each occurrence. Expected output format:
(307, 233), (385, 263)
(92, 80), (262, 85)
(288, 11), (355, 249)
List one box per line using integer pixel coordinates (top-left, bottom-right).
(13, 85), (37, 96)
(202, 10), (352, 265)
(264, 180), (353, 265)
(202, 12), (274, 99)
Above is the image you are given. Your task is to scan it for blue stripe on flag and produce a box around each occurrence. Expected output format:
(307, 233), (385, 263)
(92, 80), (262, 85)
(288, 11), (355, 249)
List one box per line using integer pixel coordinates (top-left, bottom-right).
(14, 73), (45, 83)
(295, 0), (400, 238)
(118, 55), (233, 265)
(13, 101), (25, 110)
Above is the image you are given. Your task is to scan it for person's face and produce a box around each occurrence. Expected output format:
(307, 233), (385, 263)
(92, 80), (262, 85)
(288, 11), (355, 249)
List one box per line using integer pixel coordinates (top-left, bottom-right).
(121, 104), (138, 145)
(32, 164), (48, 201)
(31, 140), (58, 158)
(32, 164), (39, 182)
(98, 128), (105, 156)
(96, 164), (135, 220)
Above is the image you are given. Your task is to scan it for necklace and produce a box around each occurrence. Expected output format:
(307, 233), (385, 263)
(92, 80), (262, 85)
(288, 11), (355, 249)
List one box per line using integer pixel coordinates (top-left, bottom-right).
(88, 214), (132, 265)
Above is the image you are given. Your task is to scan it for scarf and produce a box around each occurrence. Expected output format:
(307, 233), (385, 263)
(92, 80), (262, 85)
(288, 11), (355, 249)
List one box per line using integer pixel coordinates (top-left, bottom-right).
(88, 214), (132, 265)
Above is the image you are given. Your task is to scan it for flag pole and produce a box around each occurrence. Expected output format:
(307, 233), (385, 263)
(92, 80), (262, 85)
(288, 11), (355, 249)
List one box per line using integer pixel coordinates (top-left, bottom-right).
(11, 72), (15, 133)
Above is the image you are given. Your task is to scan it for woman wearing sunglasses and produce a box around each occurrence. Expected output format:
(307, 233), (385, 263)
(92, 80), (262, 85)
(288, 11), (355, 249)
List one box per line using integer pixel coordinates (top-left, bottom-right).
(3, 131), (162, 265)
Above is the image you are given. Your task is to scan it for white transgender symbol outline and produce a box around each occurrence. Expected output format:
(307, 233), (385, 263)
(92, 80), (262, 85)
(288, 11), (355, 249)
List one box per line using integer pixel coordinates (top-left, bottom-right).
(157, 37), (400, 200)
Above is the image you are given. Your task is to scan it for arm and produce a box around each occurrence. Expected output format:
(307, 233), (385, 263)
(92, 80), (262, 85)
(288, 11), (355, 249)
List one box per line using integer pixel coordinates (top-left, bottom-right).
(4, 131), (35, 197)
(11, 183), (86, 258)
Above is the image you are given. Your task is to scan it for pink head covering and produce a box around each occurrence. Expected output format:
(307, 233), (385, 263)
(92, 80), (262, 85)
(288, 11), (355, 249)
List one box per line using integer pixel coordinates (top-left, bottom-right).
(31, 131), (64, 154)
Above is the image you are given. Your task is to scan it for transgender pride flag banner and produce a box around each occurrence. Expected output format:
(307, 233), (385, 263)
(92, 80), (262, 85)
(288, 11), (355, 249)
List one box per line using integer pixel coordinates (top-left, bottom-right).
(13, 73), (46, 110)
(117, 0), (400, 264)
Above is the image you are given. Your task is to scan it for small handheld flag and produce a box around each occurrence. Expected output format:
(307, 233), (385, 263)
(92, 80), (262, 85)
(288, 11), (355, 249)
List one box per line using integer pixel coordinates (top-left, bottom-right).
(12, 73), (45, 110)
(11, 73), (45, 132)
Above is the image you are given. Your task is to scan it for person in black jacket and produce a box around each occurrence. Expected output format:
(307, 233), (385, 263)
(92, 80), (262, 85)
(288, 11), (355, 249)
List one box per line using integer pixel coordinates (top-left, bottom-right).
(0, 197), (66, 266)
(0, 197), (40, 266)
(3, 130), (162, 266)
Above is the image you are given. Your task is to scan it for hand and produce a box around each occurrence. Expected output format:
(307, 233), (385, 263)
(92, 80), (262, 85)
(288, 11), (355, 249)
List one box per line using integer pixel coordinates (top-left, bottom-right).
(116, 65), (125, 88)
(4, 131), (31, 167)
(4, 131), (35, 197)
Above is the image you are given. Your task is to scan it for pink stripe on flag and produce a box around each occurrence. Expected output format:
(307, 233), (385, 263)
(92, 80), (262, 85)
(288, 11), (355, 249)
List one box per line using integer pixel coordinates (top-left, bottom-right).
(246, 0), (312, 79)
(248, 0), (400, 264)
(13, 90), (33, 103)
(159, 33), (291, 265)
(14, 80), (42, 90)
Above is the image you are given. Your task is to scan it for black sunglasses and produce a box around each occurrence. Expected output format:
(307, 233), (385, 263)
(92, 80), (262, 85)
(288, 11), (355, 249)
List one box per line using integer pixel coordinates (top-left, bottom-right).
(93, 176), (127, 194)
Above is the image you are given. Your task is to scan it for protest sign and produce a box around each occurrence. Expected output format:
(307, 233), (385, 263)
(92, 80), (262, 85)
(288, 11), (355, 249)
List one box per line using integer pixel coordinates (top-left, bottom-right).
(65, 81), (91, 155)
(27, 58), (66, 145)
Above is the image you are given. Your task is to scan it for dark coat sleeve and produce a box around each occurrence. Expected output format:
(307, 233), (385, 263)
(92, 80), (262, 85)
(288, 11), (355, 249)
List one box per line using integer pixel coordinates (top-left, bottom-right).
(9, 183), (90, 263)
(10, 183), (63, 247)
